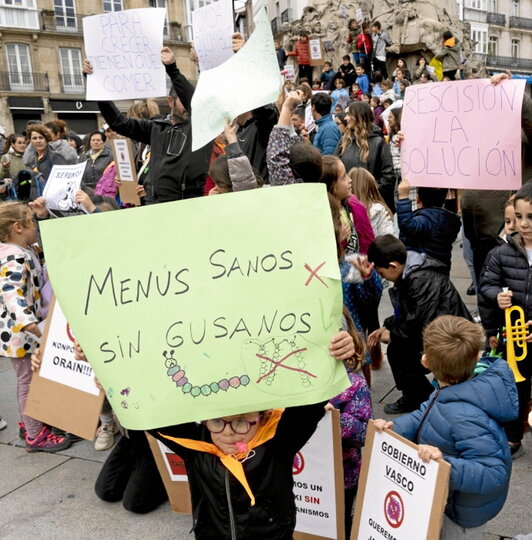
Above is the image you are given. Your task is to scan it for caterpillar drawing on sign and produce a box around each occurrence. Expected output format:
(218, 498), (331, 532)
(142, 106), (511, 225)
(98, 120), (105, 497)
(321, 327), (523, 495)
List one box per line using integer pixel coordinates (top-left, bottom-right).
(163, 349), (250, 398)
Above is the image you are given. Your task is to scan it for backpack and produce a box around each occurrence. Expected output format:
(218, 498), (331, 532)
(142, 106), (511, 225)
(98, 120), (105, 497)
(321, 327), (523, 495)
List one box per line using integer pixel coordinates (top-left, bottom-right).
(9, 170), (46, 202)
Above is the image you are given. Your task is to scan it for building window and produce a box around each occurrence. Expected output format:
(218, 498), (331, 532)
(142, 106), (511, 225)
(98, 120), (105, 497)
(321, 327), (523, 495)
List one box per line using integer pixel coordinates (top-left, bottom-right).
(468, 0), (486, 10)
(471, 25), (488, 53)
(103, 0), (123, 12)
(511, 38), (519, 58)
(59, 47), (83, 91)
(2, 0), (35, 6)
(149, 0), (168, 35)
(512, 0), (519, 16)
(5, 42), (33, 89)
(488, 35), (498, 55)
(54, 0), (77, 29)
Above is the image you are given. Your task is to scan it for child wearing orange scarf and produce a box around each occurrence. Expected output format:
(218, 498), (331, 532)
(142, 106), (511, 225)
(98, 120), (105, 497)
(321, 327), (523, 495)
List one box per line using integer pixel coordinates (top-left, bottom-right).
(150, 330), (355, 540)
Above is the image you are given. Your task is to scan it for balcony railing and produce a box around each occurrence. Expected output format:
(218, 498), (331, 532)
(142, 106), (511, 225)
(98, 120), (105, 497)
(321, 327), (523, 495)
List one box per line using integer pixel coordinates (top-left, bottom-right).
(0, 6), (39, 29)
(59, 73), (85, 94)
(509, 16), (532, 30)
(41, 12), (87, 33)
(0, 72), (49, 92)
(486, 12), (506, 25)
(486, 55), (532, 70)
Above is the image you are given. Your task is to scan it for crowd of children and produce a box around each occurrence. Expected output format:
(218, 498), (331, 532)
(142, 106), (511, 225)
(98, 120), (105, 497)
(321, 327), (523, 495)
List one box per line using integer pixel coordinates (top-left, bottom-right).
(0, 18), (530, 540)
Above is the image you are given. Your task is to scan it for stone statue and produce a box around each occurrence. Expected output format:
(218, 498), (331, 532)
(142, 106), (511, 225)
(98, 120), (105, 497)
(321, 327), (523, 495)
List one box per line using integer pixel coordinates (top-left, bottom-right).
(279, 0), (485, 78)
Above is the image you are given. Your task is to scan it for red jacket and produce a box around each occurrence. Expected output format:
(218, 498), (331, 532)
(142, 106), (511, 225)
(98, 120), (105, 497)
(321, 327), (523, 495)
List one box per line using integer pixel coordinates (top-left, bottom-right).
(287, 40), (310, 65)
(356, 33), (372, 56)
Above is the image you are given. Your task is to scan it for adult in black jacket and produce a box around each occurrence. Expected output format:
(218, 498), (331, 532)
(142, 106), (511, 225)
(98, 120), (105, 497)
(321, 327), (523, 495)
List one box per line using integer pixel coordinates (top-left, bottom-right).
(335, 101), (396, 212)
(84, 47), (212, 204)
(150, 403), (326, 540)
(368, 235), (472, 413)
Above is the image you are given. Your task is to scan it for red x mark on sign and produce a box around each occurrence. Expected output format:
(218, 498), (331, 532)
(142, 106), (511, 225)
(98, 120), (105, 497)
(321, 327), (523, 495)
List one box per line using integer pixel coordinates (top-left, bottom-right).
(304, 262), (328, 288)
(255, 347), (316, 384)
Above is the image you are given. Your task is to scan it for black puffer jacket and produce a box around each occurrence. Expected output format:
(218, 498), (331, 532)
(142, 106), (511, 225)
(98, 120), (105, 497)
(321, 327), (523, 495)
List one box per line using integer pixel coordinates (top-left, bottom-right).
(479, 233), (532, 328)
(335, 125), (396, 211)
(396, 199), (461, 273)
(383, 252), (472, 355)
(97, 62), (212, 204)
(150, 402), (325, 540)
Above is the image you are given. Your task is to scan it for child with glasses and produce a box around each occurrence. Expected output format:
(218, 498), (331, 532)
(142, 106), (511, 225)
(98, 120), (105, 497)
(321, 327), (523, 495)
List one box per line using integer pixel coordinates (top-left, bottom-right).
(149, 329), (355, 540)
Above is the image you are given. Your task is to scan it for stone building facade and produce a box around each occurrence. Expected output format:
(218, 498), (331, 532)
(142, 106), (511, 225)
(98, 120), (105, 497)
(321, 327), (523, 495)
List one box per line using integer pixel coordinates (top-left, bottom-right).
(0, 0), (195, 135)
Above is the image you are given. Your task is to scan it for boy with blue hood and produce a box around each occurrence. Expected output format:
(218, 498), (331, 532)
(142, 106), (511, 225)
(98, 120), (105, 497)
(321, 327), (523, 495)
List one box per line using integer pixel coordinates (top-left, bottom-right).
(375, 315), (518, 540)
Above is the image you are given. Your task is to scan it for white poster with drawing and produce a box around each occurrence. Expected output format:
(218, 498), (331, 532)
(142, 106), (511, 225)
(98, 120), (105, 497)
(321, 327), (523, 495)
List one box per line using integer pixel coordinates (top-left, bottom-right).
(43, 162), (88, 218)
(192, 0), (234, 71)
(39, 299), (100, 396)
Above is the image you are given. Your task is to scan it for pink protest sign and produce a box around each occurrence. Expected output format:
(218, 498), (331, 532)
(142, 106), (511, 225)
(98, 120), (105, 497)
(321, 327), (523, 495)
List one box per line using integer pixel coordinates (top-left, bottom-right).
(401, 79), (526, 190)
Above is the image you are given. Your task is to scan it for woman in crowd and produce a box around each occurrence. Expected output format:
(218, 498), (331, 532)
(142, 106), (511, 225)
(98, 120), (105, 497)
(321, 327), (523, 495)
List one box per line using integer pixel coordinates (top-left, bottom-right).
(82, 131), (114, 188)
(26, 124), (67, 181)
(0, 134), (27, 198)
(335, 101), (395, 212)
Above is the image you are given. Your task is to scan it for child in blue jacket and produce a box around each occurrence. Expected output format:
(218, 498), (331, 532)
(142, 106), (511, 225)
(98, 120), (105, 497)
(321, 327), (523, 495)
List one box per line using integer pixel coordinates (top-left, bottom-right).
(375, 315), (518, 540)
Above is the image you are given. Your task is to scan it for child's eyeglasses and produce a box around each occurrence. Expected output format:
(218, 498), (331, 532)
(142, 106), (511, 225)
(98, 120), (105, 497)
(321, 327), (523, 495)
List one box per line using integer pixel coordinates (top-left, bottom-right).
(203, 415), (263, 434)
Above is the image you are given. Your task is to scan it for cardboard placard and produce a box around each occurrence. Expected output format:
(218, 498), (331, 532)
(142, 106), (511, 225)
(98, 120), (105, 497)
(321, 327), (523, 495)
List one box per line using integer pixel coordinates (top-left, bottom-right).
(293, 408), (345, 540)
(147, 409), (344, 539)
(146, 433), (193, 514)
(351, 422), (451, 540)
(25, 297), (104, 440)
(401, 79), (525, 190)
(111, 138), (141, 206)
(309, 39), (324, 67)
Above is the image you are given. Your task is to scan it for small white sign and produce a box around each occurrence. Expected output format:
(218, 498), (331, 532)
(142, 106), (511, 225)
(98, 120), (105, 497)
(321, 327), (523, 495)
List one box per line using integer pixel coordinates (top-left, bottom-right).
(39, 300), (100, 396)
(43, 162), (88, 218)
(294, 411), (338, 539)
(157, 440), (188, 481)
(356, 429), (441, 539)
(192, 0), (234, 71)
(112, 139), (135, 182)
(83, 8), (166, 100)
(309, 39), (322, 61)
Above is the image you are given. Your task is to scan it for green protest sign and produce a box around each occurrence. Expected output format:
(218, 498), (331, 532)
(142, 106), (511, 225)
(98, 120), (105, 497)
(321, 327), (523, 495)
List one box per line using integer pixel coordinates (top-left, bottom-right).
(40, 184), (348, 430)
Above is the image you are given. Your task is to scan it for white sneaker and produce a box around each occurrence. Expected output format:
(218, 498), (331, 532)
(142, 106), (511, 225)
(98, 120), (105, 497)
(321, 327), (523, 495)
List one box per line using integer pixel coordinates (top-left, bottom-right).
(94, 422), (118, 451)
(0, 417), (7, 430)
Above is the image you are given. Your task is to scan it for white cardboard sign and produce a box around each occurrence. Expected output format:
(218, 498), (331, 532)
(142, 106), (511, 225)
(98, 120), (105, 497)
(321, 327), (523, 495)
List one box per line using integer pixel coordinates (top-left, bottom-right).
(192, 0), (234, 71)
(39, 299), (100, 396)
(293, 410), (339, 539)
(83, 8), (166, 100)
(43, 162), (88, 218)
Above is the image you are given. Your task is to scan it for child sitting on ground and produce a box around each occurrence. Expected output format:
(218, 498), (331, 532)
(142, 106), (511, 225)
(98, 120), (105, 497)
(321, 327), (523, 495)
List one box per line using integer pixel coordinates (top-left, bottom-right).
(396, 178), (461, 275)
(149, 329), (355, 539)
(375, 315), (517, 540)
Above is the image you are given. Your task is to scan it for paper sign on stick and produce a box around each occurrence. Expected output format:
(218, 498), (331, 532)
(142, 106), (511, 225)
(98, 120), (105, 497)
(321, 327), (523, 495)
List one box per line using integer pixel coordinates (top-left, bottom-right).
(43, 162), (88, 218)
(111, 138), (141, 206)
(401, 79), (525, 189)
(352, 422), (450, 540)
(39, 184), (347, 430)
(192, 0), (234, 71)
(309, 39), (324, 67)
(83, 8), (166, 101)
(191, 8), (281, 151)
(25, 297), (104, 440)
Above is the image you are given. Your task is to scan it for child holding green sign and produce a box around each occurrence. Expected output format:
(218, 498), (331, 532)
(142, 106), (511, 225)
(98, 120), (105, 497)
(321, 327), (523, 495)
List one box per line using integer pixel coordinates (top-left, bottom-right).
(149, 329), (355, 540)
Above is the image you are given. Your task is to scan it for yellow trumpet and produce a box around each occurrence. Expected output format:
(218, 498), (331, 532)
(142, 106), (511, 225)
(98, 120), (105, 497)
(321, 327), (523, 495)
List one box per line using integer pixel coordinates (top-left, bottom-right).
(505, 306), (527, 383)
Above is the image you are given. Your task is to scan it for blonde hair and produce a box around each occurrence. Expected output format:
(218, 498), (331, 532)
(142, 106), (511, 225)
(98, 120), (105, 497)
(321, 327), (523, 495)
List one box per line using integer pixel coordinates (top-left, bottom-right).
(423, 316), (484, 385)
(348, 167), (392, 219)
(0, 202), (33, 242)
(127, 98), (160, 120)
(339, 101), (373, 162)
(343, 306), (365, 371)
